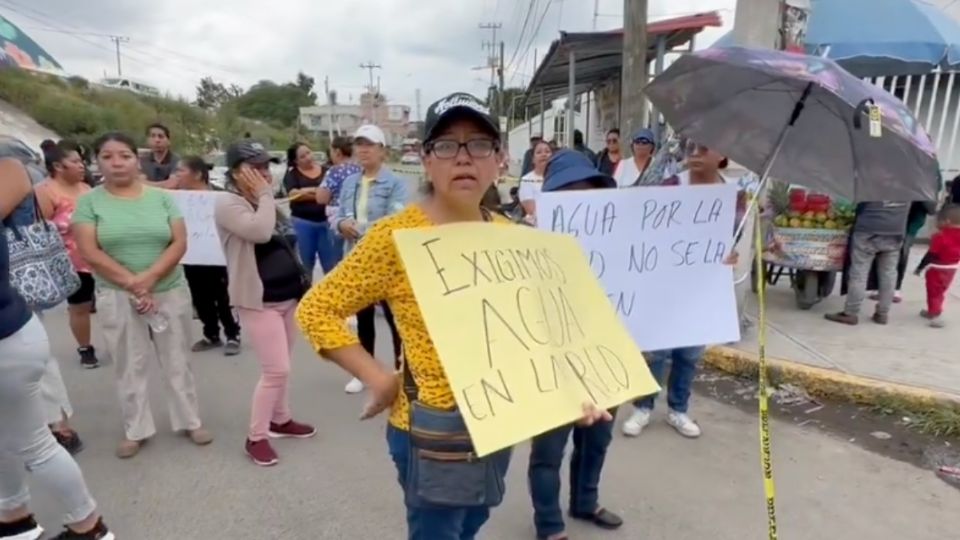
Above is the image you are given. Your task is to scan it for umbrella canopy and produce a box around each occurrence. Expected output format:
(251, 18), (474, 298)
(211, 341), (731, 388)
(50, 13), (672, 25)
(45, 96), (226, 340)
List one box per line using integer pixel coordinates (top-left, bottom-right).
(645, 47), (940, 203)
(713, 0), (960, 76)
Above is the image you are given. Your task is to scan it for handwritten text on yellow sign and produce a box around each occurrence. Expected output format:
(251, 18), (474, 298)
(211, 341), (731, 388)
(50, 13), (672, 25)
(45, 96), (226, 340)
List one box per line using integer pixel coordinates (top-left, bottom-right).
(393, 223), (659, 456)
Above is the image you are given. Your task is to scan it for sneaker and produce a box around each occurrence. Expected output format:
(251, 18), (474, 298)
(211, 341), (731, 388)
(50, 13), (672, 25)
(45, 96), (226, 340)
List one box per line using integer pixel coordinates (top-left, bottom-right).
(824, 312), (858, 325)
(621, 408), (652, 437)
(78, 346), (99, 369)
(191, 337), (222, 352)
(344, 377), (365, 394)
(223, 339), (241, 356)
(269, 420), (317, 439)
(188, 427), (214, 446)
(0, 514), (43, 540)
(53, 429), (84, 455)
(51, 517), (114, 540)
(245, 439), (279, 466)
(666, 410), (702, 438)
(930, 317), (946, 328)
(871, 312), (889, 325)
(115, 438), (141, 459)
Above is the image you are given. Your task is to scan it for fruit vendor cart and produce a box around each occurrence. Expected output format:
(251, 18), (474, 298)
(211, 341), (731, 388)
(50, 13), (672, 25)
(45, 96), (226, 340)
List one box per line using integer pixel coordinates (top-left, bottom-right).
(755, 183), (855, 309)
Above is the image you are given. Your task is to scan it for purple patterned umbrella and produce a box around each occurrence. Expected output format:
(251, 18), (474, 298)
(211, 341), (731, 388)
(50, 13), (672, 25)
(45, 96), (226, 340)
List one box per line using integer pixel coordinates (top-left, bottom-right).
(645, 46), (940, 203)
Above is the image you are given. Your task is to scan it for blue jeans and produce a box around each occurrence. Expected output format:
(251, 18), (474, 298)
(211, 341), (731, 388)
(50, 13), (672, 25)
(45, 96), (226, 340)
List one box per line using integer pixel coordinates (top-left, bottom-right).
(633, 346), (705, 413)
(386, 425), (511, 540)
(330, 235), (345, 267)
(528, 419), (615, 537)
(291, 217), (337, 276)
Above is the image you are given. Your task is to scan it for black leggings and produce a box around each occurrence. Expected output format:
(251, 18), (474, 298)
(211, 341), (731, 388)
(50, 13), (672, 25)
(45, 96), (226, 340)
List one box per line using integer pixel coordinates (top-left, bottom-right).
(184, 265), (241, 341)
(356, 302), (401, 369)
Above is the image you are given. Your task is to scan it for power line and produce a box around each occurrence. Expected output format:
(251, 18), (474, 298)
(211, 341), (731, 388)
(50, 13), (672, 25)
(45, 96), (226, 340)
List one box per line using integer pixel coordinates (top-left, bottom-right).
(505, 0), (537, 74)
(508, 0), (555, 87)
(2, 0), (244, 82)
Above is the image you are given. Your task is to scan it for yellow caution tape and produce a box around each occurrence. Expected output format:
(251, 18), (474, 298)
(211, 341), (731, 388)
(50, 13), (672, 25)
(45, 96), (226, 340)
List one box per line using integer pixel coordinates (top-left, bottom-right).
(752, 204), (778, 540)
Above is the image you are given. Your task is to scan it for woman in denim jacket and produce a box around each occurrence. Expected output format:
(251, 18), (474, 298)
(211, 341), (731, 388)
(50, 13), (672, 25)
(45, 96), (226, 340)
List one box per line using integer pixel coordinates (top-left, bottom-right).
(333, 124), (408, 393)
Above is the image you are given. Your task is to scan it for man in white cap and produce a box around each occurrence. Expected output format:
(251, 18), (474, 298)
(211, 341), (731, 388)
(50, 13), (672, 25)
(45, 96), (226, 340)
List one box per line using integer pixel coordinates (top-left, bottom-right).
(333, 124), (407, 394)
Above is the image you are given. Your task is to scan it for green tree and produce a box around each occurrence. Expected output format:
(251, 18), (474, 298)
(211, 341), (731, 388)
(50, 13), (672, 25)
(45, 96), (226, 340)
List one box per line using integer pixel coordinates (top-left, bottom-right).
(196, 77), (230, 109)
(232, 78), (317, 128)
(490, 86), (543, 125)
(295, 71), (317, 101)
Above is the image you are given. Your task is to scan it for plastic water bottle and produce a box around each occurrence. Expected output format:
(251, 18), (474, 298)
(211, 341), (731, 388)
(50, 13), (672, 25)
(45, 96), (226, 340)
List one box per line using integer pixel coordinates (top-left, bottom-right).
(130, 297), (169, 333)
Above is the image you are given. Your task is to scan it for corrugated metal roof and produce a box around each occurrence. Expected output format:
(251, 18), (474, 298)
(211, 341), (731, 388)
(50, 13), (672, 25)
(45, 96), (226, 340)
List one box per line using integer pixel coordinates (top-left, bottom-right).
(523, 11), (723, 106)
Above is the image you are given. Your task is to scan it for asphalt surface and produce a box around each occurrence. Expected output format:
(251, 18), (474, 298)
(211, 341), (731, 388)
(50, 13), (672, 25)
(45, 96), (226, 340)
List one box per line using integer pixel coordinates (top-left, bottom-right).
(24, 306), (960, 540)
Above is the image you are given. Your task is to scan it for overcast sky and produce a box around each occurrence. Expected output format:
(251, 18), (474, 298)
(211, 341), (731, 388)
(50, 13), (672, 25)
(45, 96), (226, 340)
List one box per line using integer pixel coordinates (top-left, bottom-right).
(5, 0), (737, 117)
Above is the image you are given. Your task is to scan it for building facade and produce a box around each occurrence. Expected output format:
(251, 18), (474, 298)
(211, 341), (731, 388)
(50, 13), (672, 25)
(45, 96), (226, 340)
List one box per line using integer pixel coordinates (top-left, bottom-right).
(300, 91), (411, 148)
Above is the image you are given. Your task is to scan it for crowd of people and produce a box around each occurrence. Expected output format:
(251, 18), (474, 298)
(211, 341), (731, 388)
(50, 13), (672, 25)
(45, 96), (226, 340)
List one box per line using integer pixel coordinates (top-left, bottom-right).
(0, 85), (957, 540)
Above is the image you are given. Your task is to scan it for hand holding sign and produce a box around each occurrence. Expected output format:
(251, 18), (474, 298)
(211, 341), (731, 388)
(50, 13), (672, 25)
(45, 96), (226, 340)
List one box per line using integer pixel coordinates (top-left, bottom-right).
(392, 223), (658, 457)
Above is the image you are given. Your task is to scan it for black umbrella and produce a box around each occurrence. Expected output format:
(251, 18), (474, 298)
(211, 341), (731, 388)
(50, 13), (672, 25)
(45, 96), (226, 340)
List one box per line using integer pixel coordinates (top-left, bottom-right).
(645, 46), (940, 204)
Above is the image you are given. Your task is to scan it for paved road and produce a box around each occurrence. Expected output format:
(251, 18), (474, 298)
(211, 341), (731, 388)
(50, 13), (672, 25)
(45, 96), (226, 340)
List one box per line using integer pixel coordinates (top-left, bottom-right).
(27, 307), (959, 540)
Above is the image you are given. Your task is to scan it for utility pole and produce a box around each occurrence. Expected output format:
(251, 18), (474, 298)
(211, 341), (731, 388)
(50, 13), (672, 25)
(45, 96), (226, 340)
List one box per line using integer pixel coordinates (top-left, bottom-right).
(593, 0), (600, 30)
(479, 22), (503, 111)
(415, 88), (422, 122)
(498, 41), (505, 123)
(478, 22), (502, 50)
(619, 0), (648, 154)
(359, 62), (382, 93)
(324, 76), (334, 143)
(109, 35), (130, 77)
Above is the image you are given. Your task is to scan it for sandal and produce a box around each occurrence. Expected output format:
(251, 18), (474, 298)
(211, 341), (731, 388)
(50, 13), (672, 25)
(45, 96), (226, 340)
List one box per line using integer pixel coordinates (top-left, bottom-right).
(569, 507), (623, 530)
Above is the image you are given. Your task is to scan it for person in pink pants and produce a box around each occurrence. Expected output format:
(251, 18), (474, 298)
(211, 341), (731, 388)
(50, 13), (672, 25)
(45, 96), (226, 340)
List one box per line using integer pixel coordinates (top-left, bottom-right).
(214, 140), (317, 466)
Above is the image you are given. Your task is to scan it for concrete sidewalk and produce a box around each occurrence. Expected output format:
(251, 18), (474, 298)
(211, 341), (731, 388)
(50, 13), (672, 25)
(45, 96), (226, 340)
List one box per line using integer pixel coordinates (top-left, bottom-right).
(723, 246), (960, 401)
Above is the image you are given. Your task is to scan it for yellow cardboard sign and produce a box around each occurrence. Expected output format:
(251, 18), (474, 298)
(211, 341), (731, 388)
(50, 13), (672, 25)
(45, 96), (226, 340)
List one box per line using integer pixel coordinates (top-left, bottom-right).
(393, 222), (660, 457)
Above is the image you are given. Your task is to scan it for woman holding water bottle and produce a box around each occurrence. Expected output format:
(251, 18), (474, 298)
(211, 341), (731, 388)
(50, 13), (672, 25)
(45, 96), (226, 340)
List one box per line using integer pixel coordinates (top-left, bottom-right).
(72, 132), (212, 459)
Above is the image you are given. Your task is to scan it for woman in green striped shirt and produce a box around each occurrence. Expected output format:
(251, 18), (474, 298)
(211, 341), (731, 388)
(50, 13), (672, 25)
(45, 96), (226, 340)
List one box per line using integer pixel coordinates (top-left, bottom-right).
(73, 132), (212, 459)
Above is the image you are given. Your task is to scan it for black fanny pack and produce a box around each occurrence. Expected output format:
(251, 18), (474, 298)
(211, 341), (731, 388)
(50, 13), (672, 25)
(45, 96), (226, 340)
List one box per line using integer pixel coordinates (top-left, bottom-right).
(403, 357), (509, 508)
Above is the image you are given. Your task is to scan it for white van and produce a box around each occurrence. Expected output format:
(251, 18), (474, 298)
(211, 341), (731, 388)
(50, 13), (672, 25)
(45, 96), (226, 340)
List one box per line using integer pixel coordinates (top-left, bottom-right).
(99, 77), (161, 97)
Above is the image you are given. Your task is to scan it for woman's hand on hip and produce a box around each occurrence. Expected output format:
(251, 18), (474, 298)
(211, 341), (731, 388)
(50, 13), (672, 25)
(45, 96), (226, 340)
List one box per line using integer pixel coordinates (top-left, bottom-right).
(361, 368), (400, 420)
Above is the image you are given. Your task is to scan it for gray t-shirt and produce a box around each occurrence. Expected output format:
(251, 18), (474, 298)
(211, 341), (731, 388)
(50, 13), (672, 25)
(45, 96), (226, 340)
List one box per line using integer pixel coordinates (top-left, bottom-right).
(140, 152), (179, 182)
(854, 202), (909, 236)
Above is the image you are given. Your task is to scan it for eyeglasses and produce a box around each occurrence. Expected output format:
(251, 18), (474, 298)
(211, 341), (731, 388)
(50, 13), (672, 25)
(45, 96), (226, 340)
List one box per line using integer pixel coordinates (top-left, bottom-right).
(633, 138), (654, 146)
(427, 139), (499, 160)
(606, 138), (619, 144)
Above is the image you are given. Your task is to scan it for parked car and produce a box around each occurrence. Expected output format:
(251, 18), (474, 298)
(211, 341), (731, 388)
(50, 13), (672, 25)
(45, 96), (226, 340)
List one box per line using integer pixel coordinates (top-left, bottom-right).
(400, 152), (421, 165)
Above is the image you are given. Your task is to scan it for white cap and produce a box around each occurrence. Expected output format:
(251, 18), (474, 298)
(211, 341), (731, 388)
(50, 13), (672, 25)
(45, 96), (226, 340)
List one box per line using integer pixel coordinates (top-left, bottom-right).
(353, 124), (386, 146)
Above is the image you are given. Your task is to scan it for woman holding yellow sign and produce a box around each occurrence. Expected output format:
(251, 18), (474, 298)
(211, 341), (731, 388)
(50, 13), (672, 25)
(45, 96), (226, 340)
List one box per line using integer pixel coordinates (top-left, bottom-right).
(296, 92), (610, 540)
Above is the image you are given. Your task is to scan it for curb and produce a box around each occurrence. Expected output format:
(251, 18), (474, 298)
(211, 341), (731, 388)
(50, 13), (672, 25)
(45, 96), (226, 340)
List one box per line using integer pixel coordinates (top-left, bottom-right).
(704, 346), (960, 412)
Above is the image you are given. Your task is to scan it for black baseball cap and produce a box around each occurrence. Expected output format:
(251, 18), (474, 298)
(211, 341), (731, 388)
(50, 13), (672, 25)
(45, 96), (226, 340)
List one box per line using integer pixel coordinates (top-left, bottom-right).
(423, 92), (500, 144)
(225, 140), (280, 169)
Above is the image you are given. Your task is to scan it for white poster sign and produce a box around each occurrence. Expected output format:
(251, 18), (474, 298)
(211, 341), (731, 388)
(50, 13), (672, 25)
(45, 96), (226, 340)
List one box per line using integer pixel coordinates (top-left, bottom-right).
(536, 184), (741, 351)
(169, 190), (226, 266)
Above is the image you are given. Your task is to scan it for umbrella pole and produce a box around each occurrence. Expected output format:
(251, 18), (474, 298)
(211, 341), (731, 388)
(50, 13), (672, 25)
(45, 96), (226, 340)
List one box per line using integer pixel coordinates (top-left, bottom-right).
(739, 81), (812, 540)
(732, 81), (815, 242)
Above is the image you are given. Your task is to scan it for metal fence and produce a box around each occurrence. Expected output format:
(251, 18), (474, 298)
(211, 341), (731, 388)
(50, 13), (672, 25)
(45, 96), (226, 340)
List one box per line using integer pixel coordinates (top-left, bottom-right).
(869, 70), (960, 179)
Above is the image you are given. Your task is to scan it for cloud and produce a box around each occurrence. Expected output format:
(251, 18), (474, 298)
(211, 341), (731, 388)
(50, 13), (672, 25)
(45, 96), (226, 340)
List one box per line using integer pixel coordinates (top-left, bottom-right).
(3, 0), (734, 114)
